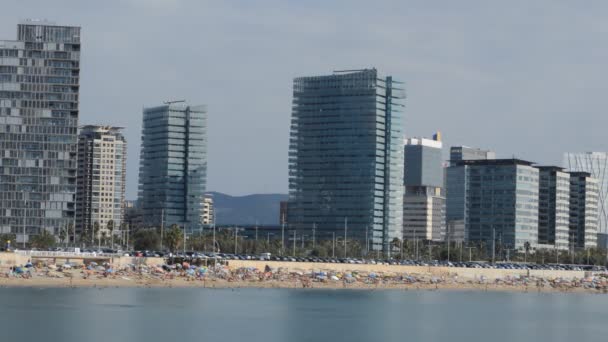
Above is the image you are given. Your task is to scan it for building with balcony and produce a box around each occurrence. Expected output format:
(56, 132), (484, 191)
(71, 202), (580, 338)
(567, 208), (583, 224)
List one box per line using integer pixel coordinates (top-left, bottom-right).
(0, 20), (81, 243)
(75, 125), (126, 241)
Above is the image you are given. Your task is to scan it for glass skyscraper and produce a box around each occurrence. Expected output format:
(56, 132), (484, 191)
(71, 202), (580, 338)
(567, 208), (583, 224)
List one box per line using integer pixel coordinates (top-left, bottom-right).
(446, 159), (539, 249)
(563, 152), (608, 234)
(536, 166), (570, 250)
(0, 21), (81, 243)
(138, 102), (207, 233)
(287, 69), (405, 252)
(568, 172), (599, 249)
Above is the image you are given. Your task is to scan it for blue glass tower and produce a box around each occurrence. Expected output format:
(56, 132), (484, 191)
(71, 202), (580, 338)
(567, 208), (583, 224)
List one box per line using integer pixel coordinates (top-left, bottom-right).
(0, 21), (81, 244)
(138, 102), (207, 233)
(287, 69), (405, 252)
(446, 159), (539, 249)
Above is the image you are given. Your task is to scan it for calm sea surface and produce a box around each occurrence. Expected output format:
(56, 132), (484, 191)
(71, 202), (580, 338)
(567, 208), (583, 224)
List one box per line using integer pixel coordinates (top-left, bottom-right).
(0, 288), (606, 341)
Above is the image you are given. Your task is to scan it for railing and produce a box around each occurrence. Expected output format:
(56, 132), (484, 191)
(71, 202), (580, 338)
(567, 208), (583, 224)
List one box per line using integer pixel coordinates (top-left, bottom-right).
(14, 250), (118, 258)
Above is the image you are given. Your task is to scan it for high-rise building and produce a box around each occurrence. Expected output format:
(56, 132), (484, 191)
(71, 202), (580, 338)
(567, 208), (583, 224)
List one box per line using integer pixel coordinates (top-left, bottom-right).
(536, 166), (570, 250)
(598, 232), (608, 250)
(404, 137), (443, 188)
(568, 172), (599, 249)
(201, 194), (214, 226)
(0, 20), (81, 243)
(446, 159), (539, 250)
(563, 152), (608, 234)
(449, 146), (495, 166)
(287, 69), (405, 252)
(123, 200), (144, 232)
(138, 102), (207, 233)
(75, 126), (126, 241)
(402, 135), (445, 241)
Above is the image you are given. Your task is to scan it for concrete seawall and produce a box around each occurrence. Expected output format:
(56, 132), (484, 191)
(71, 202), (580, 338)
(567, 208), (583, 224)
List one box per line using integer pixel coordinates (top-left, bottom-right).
(0, 253), (29, 266)
(0, 253), (164, 268)
(227, 260), (588, 280)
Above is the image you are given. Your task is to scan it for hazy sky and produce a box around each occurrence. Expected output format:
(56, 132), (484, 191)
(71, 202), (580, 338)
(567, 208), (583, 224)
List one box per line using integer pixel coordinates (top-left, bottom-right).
(2, 0), (608, 199)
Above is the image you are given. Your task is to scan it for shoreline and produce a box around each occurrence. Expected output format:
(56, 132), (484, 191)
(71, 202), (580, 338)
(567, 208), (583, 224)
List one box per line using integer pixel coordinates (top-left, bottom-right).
(0, 276), (605, 294)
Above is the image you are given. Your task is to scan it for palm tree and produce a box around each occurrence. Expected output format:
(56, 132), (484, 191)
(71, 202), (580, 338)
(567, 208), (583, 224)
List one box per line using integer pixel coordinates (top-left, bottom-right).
(67, 222), (74, 247)
(524, 241), (531, 263)
(30, 229), (56, 249)
(59, 227), (67, 247)
(119, 222), (127, 248)
(164, 224), (183, 253)
(107, 220), (115, 250)
(93, 221), (100, 250)
(390, 238), (401, 258)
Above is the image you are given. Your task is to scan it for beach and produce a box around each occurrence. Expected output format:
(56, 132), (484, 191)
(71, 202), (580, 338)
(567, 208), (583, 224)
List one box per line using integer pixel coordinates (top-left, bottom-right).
(1, 260), (607, 293)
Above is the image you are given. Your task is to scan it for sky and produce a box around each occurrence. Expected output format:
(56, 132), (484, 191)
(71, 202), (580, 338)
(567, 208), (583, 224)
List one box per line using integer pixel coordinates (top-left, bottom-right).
(2, 0), (608, 199)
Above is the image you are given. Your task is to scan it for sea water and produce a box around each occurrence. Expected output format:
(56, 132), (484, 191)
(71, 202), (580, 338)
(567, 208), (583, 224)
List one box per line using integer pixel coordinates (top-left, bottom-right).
(0, 288), (606, 341)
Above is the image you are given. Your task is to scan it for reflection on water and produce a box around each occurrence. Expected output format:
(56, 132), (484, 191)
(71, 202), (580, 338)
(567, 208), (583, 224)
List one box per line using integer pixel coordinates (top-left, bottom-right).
(0, 288), (606, 342)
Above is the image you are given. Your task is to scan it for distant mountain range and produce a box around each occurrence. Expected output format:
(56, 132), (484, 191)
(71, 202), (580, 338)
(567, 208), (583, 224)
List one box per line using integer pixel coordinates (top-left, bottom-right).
(209, 192), (287, 225)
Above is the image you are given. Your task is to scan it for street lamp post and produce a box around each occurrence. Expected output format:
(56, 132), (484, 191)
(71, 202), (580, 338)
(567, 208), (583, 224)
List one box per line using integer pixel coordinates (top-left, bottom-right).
(281, 215), (286, 256)
(292, 230), (296, 256)
(492, 228), (496, 264)
(332, 232), (335, 258)
(447, 224), (451, 263)
(234, 227), (238, 255)
(22, 191), (27, 249)
(343, 217), (347, 258)
(160, 209), (164, 251)
(312, 222), (316, 249)
(466, 246), (474, 262)
(212, 215), (216, 253)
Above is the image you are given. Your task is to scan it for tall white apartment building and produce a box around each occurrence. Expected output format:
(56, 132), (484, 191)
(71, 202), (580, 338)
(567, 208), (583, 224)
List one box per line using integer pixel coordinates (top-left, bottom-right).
(201, 195), (214, 226)
(75, 126), (126, 240)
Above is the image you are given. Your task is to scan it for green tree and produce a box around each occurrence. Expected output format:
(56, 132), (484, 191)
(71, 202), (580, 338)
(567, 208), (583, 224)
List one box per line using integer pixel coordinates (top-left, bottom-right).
(0, 233), (16, 250)
(30, 229), (56, 249)
(132, 229), (160, 251)
(390, 238), (401, 258)
(164, 224), (183, 252)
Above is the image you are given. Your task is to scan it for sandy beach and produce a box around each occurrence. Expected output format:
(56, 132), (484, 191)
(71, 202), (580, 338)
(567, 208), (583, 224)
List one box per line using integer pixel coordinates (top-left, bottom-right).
(1, 264), (607, 294)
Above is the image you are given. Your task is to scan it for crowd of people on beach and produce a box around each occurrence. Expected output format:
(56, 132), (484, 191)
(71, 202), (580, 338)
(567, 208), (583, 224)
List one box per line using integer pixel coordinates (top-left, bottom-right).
(2, 259), (608, 292)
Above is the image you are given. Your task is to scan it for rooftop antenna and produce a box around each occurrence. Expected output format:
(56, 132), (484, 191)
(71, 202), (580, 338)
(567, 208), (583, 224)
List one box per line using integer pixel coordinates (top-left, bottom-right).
(163, 100), (186, 105)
